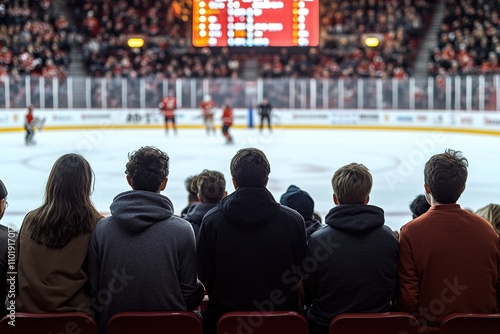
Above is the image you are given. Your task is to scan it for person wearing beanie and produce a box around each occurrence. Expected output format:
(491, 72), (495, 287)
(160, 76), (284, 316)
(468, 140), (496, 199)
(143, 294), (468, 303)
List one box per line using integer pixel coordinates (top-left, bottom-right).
(280, 185), (322, 239)
(0, 179), (12, 317)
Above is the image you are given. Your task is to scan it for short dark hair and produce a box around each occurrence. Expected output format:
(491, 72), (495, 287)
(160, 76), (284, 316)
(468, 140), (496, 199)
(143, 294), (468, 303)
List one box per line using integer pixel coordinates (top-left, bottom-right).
(230, 148), (270, 187)
(196, 170), (226, 204)
(409, 194), (431, 219)
(125, 146), (169, 192)
(424, 149), (468, 204)
(331, 163), (372, 204)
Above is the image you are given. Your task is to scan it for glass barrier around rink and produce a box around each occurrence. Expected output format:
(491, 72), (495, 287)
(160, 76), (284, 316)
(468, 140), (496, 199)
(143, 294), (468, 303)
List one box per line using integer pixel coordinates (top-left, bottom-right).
(1, 75), (500, 111)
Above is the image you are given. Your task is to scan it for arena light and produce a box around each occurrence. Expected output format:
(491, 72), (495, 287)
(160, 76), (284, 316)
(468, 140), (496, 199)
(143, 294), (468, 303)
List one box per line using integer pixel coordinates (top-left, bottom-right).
(127, 37), (145, 48)
(365, 37), (380, 48)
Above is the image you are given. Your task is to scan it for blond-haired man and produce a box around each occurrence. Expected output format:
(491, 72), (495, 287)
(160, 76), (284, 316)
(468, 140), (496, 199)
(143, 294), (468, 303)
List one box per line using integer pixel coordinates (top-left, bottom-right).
(304, 163), (399, 334)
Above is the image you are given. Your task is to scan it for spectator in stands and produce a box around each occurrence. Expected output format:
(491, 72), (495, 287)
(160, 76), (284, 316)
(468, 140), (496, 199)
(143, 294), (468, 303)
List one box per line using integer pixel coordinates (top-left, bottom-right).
(1, 0), (71, 76)
(180, 174), (200, 216)
(197, 148), (307, 334)
(409, 194), (431, 219)
(429, 0), (500, 76)
(476, 204), (500, 236)
(0, 179), (12, 318)
(398, 149), (500, 333)
(15, 154), (102, 314)
(304, 163), (399, 334)
(75, 0), (240, 79)
(88, 146), (204, 334)
(280, 185), (322, 239)
(183, 169), (226, 240)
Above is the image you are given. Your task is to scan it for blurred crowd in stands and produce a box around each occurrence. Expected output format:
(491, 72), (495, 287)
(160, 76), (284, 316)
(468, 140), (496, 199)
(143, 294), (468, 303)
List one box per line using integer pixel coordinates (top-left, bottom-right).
(0, 0), (71, 78)
(429, 0), (500, 75)
(1, 0), (500, 86)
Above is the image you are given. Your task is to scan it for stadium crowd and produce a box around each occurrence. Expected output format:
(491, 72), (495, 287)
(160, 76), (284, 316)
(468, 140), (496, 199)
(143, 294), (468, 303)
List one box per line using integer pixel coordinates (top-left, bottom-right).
(1, 147), (499, 334)
(3, 0), (500, 81)
(0, 0), (71, 78)
(429, 0), (500, 76)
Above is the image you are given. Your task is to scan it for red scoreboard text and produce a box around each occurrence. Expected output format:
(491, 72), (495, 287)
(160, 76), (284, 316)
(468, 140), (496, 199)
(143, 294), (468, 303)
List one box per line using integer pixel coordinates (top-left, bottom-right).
(192, 0), (320, 47)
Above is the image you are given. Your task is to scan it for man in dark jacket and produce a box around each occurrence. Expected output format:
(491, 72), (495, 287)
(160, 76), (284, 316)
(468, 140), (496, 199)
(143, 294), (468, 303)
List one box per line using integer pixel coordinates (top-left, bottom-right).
(88, 146), (204, 334)
(197, 148), (307, 334)
(304, 163), (399, 334)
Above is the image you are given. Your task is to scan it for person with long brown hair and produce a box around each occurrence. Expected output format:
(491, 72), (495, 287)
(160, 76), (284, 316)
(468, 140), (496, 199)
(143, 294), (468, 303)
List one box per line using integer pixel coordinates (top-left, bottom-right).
(16, 153), (102, 314)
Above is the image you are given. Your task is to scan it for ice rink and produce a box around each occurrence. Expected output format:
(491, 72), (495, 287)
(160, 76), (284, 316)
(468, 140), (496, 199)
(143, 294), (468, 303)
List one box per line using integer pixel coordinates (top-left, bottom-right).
(2, 126), (500, 232)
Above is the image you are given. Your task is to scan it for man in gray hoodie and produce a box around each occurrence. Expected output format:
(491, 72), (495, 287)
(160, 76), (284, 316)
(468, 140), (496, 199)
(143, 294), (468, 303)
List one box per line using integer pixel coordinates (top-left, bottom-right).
(88, 146), (204, 334)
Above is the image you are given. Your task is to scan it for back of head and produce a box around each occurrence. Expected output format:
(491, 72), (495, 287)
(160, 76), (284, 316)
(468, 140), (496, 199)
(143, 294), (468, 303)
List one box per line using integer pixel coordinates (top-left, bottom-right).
(424, 149), (468, 204)
(28, 153), (100, 248)
(476, 203), (500, 235)
(230, 148), (270, 187)
(409, 194), (431, 219)
(45, 153), (94, 205)
(196, 169), (226, 204)
(332, 163), (372, 204)
(0, 179), (7, 200)
(0, 179), (7, 220)
(185, 174), (200, 203)
(126, 146), (169, 192)
(280, 185), (314, 220)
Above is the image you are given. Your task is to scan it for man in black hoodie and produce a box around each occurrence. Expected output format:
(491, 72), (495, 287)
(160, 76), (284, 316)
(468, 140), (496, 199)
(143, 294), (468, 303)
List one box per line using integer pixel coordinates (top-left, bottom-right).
(197, 148), (307, 334)
(304, 163), (399, 334)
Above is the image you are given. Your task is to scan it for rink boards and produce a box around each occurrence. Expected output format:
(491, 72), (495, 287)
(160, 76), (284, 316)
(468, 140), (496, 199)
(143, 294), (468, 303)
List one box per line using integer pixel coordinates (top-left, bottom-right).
(1, 108), (500, 135)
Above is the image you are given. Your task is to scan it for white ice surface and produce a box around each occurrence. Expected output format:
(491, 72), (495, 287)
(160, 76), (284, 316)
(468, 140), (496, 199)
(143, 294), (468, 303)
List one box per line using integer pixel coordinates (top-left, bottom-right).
(2, 127), (499, 232)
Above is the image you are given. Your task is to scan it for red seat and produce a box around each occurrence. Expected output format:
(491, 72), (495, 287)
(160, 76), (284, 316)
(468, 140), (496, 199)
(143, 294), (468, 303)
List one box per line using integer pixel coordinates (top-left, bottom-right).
(439, 313), (500, 334)
(329, 312), (419, 334)
(107, 311), (202, 334)
(217, 311), (308, 334)
(0, 312), (97, 334)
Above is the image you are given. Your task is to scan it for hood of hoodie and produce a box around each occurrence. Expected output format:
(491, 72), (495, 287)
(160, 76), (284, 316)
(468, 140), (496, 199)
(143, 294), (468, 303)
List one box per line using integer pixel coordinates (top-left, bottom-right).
(183, 202), (217, 224)
(110, 190), (174, 233)
(219, 187), (280, 226)
(325, 204), (385, 233)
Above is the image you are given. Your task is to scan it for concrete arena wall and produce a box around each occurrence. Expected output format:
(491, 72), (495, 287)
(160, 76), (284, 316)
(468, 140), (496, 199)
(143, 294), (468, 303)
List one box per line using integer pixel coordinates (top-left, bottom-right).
(1, 108), (500, 135)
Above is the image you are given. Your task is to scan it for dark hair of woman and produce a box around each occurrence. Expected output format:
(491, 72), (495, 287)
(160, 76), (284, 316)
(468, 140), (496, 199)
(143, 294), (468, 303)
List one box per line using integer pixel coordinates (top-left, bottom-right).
(25, 153), (102, 248)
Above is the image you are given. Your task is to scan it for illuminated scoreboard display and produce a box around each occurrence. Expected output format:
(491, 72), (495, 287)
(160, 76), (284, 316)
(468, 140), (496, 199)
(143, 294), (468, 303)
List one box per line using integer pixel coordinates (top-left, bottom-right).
(192, 0), (320, 47)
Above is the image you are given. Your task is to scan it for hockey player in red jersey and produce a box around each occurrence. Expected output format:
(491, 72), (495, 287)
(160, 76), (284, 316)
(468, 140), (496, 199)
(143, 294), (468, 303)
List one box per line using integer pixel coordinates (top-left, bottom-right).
(221, 104), (233, 144)
(159, 94), (177, 134)
(200, 95), (216, 135)
(25, 104), (35, 145)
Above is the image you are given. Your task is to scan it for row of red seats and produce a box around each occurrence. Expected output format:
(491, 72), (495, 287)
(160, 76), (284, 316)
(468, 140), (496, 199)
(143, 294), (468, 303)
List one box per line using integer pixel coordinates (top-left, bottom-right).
(1, 311), (499, 334)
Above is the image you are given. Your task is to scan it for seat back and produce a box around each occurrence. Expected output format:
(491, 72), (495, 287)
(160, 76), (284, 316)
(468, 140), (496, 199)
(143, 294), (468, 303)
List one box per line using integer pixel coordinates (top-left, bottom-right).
(0, 312), (97, 334)
(217, 311), (308, 334)
(329, 312), (419, 334)
(440, 313), (500, 334)
(107, 311), (202, 334)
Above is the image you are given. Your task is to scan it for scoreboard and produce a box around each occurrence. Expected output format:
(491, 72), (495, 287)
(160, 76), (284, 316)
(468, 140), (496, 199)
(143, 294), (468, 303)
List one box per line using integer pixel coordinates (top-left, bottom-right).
(192, 0), (320, 47)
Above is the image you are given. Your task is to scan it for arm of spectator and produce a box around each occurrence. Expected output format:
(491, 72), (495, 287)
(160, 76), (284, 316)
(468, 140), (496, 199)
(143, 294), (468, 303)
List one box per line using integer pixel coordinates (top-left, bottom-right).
(178, 221), (204, 310)
(87, 228), (101, 318)
(397, 228), (419, 313)
(197, 214), (216, 294)
(302, 237), (319, 307)
(496, 238), (500, 308)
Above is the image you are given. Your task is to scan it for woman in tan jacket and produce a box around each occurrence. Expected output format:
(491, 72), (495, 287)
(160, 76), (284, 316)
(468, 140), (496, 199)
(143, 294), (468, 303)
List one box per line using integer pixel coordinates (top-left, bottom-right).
(16, 153), (102, 314)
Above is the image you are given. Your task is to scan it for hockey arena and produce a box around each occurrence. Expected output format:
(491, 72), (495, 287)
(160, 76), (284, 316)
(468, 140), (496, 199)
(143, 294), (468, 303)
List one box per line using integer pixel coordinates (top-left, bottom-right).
(2, 119), (500, 232)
